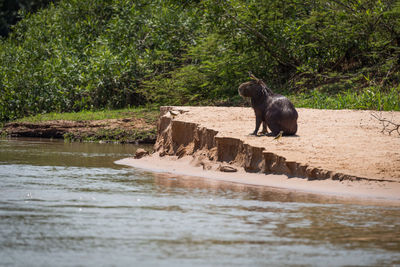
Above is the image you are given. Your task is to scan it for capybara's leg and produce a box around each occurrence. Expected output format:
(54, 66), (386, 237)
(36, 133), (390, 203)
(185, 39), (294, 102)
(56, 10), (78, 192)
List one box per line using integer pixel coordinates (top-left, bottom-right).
(251, 115), (262, 135)
(260, 121), (268, 135)
(267, 121), (281, 136)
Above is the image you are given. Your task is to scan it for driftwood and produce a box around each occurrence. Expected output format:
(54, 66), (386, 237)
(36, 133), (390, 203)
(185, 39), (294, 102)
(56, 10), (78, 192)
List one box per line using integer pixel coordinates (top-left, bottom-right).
(371, 112), (400, 136)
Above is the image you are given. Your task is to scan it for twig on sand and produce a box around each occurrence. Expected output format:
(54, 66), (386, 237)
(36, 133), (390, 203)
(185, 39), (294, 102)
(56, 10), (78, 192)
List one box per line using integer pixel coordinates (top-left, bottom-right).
(371, 112), (400, 136)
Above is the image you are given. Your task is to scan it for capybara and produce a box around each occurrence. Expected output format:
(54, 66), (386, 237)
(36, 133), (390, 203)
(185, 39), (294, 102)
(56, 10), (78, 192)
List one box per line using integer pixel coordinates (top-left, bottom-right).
(238, 77), (298, 136)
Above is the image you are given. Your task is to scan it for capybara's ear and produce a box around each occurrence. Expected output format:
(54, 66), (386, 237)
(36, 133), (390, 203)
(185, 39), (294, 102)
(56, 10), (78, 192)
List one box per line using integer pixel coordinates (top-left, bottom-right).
(257, 79), (266, 87)
(249, 72), (259, 81)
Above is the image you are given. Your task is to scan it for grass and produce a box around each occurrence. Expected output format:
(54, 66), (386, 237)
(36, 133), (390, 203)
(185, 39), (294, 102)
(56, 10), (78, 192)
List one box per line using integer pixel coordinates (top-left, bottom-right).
(289, 85), (400, 111)
(14, 106), (160, 124)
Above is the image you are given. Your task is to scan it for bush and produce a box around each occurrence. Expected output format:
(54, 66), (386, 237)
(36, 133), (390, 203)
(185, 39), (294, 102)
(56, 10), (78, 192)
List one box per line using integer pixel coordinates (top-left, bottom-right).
(0, 0), (399, 122)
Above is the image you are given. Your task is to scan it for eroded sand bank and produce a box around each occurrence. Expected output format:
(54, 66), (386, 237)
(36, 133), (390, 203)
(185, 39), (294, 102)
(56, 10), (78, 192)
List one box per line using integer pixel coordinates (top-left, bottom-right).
(116, 106), (400, 202)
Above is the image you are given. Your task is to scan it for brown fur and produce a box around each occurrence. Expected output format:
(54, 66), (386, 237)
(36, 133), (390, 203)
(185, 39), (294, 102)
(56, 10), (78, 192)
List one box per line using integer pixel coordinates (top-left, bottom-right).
(238, 79), (298, 136)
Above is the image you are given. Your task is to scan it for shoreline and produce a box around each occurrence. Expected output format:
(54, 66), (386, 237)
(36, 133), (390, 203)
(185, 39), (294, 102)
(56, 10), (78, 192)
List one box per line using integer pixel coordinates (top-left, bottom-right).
(3, 105), (398, 204)
(116, 154), (400, 205)
(115, 105), (400, 204)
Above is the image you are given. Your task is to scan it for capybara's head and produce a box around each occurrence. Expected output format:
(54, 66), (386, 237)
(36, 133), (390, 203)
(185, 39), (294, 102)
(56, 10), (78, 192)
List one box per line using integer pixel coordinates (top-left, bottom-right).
(238, 80), (266, 98)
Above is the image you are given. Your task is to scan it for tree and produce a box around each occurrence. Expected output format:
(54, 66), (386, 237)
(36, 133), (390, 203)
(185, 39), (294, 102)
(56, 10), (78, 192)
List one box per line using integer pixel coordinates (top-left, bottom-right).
(0, 0), (56, 37)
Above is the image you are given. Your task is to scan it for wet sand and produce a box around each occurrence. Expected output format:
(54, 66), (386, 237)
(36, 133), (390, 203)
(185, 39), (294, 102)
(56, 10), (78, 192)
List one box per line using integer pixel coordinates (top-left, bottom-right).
(116, 154), (400, 204)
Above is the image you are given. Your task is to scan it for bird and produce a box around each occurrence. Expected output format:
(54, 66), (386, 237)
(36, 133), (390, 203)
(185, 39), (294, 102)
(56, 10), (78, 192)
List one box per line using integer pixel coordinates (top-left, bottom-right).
(169, 110), (180, 119)
(273, 131), (283, 142)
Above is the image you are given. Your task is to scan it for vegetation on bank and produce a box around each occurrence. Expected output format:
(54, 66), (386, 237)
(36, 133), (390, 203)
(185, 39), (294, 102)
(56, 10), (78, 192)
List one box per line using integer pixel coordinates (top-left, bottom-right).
(291, 86), (400, 110)
(0, 0), (399, 123)
(63, 128), (157, 143)
(0, 0), (56, 37)
(14, 106), (159, 123)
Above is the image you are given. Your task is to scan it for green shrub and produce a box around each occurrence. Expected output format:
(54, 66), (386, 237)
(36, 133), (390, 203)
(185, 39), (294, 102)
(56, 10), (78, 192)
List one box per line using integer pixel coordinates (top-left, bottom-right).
(292, 85), (400, 111)
(0, 0), (399, 122)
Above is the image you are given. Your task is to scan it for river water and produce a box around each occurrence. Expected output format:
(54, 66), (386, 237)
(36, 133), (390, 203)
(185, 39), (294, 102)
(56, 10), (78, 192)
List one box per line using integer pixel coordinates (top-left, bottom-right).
(0, 138), (399, 266)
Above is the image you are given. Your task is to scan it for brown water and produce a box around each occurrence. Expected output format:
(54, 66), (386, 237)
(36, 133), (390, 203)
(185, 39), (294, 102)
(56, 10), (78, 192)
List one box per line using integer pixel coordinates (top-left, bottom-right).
(0, 138), (399, 266)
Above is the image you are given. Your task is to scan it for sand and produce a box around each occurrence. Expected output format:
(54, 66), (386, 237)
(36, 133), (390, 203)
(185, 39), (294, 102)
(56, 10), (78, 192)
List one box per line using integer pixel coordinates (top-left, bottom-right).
(116, 106), (400, 203)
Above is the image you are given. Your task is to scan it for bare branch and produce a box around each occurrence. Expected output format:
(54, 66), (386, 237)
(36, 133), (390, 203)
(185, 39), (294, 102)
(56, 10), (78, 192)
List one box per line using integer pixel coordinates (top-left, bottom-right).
(371, 112), (400, 136)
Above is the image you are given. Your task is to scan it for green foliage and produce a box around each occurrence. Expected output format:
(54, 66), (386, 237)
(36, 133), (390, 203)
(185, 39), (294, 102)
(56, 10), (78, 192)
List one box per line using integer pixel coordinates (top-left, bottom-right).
(0, 0), (55, 36)
(141, 33), (254, 105)
(292, 85), (400, 111)
(0, 0), (203, 121)
(0, 0), (399, 122)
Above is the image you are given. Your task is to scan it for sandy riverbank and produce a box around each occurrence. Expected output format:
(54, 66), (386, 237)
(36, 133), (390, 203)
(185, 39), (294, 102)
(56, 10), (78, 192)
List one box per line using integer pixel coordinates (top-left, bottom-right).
(116, 106), (400, 203)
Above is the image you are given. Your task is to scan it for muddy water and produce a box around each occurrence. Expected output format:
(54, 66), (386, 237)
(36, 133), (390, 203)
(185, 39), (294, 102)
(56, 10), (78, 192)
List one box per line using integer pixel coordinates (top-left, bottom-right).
(0, 138), (399, 266)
